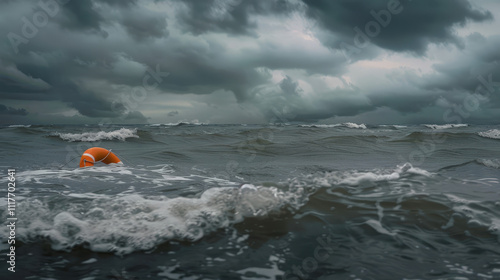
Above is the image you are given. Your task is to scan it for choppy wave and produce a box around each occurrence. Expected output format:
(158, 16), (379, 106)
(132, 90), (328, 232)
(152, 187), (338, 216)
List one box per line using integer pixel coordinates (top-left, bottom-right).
(424, 124), (469, 129)
(342, 122), (367, 129)
(3, 159), (500, 280)
(7, 124), (32, 128)
(299, 122), (367, 129)
(55, 128), (139, 142)
(477, 159), (500, 169)
(7, 184), (307, 255)
(395, 131), (476, 143)
(148, 121), (208, 127)
(308, 163), (431, 187)
(379, 125), (408, 129)
(2, 122), (500, 278)
(478, 129), (500, 140)
(2, 163), (430, 255)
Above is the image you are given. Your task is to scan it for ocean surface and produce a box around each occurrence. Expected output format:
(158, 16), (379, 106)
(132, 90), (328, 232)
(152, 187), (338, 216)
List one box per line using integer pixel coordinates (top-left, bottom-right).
(1, 122), (499, 280)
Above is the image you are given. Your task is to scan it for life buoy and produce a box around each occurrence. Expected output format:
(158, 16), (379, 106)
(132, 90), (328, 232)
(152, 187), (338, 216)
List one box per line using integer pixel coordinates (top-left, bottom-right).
(79, 147), (122, 168)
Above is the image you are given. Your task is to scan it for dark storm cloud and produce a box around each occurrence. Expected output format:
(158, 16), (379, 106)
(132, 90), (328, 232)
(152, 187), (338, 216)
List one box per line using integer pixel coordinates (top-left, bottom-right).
(0, 53), (127, 118)
(0, 68), (51, 94)
(118, 8), (168, 41)
(369, 90), (438, 114)
(423, 34), (500, 106)
(424, 35), (500, 91)
(57, 0), (104, 31)
(99, 0), (138, 7)
(0, 104), (28, 115)
(51, 0), (167, 39)
(167, 110), (178, 117)
(252, 75), (372, 122)
(0, 0), (499, 124)
(124, 110), (148, 122)
(280, 76), (300, 96)
(60, 82), (126, 118)
(303, 0), (493, 54)
(175, 0), (299, 35)
(0, 0), (167, 119)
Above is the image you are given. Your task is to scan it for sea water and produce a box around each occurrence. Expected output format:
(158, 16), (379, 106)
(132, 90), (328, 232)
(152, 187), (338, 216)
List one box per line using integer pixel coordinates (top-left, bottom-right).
(0, 123), (499, 279)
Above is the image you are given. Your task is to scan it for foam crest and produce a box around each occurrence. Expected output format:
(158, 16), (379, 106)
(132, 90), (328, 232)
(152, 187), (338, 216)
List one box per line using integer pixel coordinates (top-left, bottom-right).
(342, 122), (367, 129)
(379, 125), (407, 129)
(8, 124), (32, 128)
(310, 163), (431, 187)
(299, 123), (367, 129)
(478, 129), (500, 140)
(14, 165), (135, 184)
(56, 128), (139, 142)
(424, 124), (468, 129)
(4, 184), (307, 255)
(148, 121), (207, 127)
(477, 159), (500, 169)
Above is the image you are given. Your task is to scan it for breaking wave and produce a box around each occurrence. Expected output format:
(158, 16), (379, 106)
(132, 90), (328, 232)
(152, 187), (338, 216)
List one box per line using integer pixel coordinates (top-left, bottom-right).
(7, 184), (307, 255)
(7, 124), (32, 128)
(379, 125), (408, 129)
(148, 121), (208, 127)
(1, 163), (433, 255)
(424, 124), (469, 129)
(55, 128), (139, 142)
(478, 129), (500, 140)
(306, 163), (431, 187)
(477, 159), (500, 169)
(299, 122), (367, 129)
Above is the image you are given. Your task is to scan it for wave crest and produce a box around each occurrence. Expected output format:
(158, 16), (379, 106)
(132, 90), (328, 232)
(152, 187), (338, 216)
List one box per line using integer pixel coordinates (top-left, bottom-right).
(8, 124), (32, 128)
(299, 122), (367, 129)
(55, 128), (139, 142)
(478, 129), (500, 140)
(309, 163), (431, 187)
(148, 121), (207, 127)
(424, 124), (468, 129)
(8, 184), (307, 255)
(477, 159), (500, 169)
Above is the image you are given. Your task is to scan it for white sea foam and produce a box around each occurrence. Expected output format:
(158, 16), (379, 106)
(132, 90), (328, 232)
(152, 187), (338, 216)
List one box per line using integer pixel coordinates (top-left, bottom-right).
(6, 184), (307, 255)
(343, 122), (367, 129)
(310, 163), (431, 187)
(424, 124), (468, 129)
(478, 129), (500, 140)
(56, 128), (139, 142)
(148, 120), (207, 127)
(8, 124), (31, 128)
(379, 125), (407, 129)
(299, 122), (367, 129)
(298, 124), (336, 128)
(477, 159), (500, 169)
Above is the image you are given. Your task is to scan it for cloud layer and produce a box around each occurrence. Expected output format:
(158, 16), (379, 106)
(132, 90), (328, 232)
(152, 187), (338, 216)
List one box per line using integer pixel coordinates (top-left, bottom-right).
(0, 0), (499, 124)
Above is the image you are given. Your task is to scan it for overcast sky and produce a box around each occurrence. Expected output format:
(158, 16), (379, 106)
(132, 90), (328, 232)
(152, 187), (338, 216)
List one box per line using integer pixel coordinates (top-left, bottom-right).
(1, 0), (500, 125)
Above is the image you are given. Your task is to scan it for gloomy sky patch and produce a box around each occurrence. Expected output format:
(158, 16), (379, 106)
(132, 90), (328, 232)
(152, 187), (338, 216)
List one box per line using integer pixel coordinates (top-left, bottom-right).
(99, 0), (139, 7)
(0, 0), (499, 124)
(0, 103), (28, 115)
(303, 0), (493, 54)
(422, 34), (500, 107)
(175, 0), (300, 35)
(57, 0), (104, 32)
(118, 8), (168, 41)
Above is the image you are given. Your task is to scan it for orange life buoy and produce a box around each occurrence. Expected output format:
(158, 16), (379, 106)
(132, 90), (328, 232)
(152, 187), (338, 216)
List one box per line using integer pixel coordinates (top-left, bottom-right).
(79, 147), (122, 168)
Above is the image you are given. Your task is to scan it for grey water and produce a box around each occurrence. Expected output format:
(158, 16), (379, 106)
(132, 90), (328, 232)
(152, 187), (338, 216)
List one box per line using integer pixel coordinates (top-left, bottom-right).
(1, 123), (499, 279)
